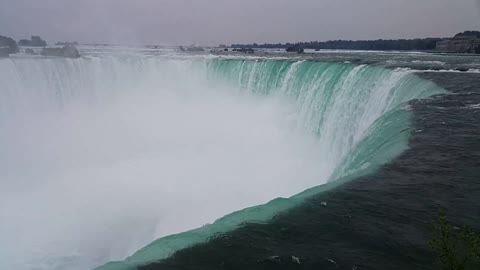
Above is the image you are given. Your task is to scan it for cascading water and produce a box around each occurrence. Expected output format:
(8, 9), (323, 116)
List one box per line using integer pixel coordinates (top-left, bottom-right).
(0, 54), (444, 270)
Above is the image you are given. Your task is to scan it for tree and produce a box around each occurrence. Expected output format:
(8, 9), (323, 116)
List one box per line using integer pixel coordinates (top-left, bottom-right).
(431, 210), (480, 270)
(0, 35), (19, 54)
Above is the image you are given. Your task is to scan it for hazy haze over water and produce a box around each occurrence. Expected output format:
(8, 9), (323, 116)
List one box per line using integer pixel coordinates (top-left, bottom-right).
(0, 0), (479, 45)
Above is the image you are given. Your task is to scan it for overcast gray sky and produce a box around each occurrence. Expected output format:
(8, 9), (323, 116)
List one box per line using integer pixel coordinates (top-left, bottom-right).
(0, 0), (479, 45)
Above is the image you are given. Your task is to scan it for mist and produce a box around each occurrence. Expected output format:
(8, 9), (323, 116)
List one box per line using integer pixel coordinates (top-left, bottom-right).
(0, 57), (329, 270)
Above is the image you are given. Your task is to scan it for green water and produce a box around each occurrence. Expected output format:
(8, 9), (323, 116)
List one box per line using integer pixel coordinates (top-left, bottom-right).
(95, 59), (444, 270)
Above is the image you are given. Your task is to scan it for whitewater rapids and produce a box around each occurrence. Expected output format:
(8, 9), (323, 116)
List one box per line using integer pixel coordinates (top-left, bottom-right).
(0, 54), (443, 270)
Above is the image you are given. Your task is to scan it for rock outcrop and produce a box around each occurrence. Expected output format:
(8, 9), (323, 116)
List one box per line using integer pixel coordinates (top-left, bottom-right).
(41, 46), (80, 58)
(0, 35), (19, 56)
(18, 36), (47, 47)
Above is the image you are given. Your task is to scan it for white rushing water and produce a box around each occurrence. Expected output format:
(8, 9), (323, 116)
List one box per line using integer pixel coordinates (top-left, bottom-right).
(0, 53), (443, 270)
(0, 56), (328, 270)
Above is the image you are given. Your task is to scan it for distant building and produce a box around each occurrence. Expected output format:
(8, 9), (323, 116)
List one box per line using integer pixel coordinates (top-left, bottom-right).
(436, 31), (480, 54)
(18, 36), (47, 47)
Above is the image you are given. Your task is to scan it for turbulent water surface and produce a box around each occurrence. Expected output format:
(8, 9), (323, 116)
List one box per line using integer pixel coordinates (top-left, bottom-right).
(0, 47), (478, 270)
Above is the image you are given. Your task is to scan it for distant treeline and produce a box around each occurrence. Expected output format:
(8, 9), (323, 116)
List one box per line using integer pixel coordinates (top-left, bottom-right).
(455, 31), (480, 38)
(231, 38), (442, 51)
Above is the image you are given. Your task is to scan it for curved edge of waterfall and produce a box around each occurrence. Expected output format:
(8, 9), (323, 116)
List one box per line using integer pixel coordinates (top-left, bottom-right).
(93, 59), (446, 270)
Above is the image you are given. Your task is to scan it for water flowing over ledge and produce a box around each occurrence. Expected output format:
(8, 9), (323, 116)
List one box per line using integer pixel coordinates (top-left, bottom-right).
(0, 56), (444, 270)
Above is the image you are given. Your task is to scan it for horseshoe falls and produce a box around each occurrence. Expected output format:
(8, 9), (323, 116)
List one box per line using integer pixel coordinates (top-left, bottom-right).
(0, 55), (443, 270)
